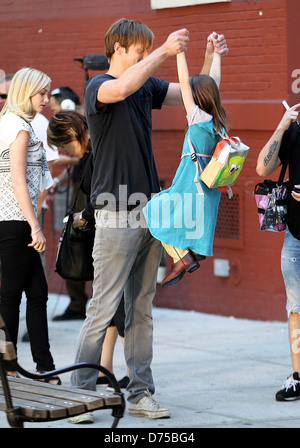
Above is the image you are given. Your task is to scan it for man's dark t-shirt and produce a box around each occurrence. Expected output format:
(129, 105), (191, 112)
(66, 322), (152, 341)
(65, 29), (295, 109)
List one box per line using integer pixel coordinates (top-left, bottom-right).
(84, 74), (169, 210)
(278, 123), (300, 240)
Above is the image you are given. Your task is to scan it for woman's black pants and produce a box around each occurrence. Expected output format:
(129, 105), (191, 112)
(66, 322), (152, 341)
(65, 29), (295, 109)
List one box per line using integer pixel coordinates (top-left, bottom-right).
(0, 220), (55, 371)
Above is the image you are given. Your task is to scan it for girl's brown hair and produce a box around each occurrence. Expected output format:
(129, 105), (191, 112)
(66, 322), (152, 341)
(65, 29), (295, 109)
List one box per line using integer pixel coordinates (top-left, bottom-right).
(105, 18), (154, 60)
(47, 110), (89, 150)
(189, 74), (228, 134)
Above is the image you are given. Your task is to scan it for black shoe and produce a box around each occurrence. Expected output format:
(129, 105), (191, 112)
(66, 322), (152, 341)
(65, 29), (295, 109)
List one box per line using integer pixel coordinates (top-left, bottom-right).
(97, 375), (129, 389)
(96, 376), (110, 386)
(118, 375), (129, 389)
(276, 372), (300, 401)
(21, 331), (30, 342)
(106, 375), (130, 391)
(52, 308), (86, 321)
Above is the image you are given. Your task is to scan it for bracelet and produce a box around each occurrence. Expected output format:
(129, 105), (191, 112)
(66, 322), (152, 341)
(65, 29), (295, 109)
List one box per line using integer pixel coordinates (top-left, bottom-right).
(53, 177), (61, 186)
(31, 227), (41, 236)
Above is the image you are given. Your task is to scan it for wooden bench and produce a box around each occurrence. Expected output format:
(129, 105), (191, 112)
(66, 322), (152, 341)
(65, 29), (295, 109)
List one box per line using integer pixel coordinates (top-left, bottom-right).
(0, 315), (125, 428)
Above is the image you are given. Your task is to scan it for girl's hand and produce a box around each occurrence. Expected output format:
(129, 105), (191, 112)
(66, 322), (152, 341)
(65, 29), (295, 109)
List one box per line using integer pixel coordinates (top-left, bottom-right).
(28, 228), (46, 252)
(208, 32), (218, 51)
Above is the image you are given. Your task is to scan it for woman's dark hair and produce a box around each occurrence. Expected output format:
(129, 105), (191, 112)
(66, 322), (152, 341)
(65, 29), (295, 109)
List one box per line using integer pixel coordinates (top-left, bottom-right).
(189, 74), (228, 134)
(47, 110), (88, 149)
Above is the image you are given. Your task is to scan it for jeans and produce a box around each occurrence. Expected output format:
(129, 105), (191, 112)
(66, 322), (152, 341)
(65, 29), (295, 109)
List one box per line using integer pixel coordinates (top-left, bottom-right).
(70, 209), (162, 402)
(0, 220), (55, 371)
(281, 227), (300, 316)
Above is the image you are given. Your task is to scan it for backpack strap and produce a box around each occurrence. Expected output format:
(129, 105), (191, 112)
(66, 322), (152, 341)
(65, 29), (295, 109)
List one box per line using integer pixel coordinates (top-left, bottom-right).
(184, 136), (211, 196)
(186, 135), (234, 198)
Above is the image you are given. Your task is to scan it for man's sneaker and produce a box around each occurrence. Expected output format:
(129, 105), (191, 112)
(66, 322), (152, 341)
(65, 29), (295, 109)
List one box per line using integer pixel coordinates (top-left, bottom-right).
(276, 372), (300, 401)
(128, 390), (171, 419)
(68, 412), (94, 424)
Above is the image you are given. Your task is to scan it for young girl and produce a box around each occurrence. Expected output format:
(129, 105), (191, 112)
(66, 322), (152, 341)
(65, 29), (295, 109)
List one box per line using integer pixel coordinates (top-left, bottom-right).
(143, 37), (228, 286)
(0, 68), (60, 383)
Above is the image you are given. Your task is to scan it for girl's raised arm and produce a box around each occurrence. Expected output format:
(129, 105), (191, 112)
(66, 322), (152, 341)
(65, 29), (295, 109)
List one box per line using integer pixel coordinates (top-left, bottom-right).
(208, 34), (221, 88)
(176, 51), (195, 115)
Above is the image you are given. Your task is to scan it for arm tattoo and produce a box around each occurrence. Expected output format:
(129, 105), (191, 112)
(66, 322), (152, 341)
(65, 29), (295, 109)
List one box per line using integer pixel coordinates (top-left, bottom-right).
(263, 140), (279, 166)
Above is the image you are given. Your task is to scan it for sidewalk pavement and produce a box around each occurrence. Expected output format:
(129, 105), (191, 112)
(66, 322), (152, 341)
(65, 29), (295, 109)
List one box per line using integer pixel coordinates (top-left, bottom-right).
(1, 293), (299, 429)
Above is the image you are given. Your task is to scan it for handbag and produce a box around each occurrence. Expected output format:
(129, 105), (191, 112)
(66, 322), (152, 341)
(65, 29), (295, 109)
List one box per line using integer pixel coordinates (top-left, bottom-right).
(254, 122), (298, 232)
(187, 133), (249, 197)
(254, 179), (289, 232)
(55, 158), (94, 281)
(55, 213), (94, 281)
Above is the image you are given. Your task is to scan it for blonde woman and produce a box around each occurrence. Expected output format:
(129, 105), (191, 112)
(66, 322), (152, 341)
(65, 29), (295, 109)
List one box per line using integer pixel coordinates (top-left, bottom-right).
(0, 68), (60, 384)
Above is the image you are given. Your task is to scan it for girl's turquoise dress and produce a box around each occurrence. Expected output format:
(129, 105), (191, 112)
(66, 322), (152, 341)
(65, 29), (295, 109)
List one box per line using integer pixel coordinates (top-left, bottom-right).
(143, 106), (221, 257)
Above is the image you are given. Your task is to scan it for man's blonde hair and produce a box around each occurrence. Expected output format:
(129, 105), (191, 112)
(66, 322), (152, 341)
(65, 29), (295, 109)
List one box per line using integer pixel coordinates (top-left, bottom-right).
(0, 68), (51, 121)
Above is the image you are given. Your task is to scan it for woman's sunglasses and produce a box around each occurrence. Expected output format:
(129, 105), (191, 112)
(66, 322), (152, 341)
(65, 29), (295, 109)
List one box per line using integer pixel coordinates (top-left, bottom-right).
(0, 94), (8, 100)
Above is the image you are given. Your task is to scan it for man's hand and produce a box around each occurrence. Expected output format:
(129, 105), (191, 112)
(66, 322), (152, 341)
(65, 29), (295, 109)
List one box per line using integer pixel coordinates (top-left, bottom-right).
(164, 28), (190, 57)
(215, 33), (228, 56)
(206, 32), (228, 58)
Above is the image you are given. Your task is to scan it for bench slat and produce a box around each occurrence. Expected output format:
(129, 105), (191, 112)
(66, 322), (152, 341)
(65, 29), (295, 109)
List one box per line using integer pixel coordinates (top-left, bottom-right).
(0, 391), (71, 419)
(0, 377), (123, 421)
(0, 388), (86, 418)
(7, 377), (122, 407)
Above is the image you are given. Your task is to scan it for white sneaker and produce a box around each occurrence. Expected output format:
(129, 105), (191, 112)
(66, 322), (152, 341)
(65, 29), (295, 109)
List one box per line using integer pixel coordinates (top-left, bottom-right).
(68, 412), (94, 424)
(128, 390), (171, 419)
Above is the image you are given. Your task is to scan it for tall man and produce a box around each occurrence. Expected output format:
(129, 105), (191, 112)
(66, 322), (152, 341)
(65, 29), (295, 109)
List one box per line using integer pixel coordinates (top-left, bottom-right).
(70, 19), (228, 422)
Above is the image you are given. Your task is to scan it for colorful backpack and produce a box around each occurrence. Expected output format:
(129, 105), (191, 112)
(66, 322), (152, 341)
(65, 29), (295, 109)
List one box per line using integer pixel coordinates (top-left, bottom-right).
(187, 133), (250, 197)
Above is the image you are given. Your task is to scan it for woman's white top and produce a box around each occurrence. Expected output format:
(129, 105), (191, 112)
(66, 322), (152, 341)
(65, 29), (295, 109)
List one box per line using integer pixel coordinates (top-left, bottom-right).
(0, 112), (53, 221)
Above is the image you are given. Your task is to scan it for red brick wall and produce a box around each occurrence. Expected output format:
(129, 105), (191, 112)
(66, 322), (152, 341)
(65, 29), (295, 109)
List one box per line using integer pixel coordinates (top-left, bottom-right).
(1, 0), (298, 320)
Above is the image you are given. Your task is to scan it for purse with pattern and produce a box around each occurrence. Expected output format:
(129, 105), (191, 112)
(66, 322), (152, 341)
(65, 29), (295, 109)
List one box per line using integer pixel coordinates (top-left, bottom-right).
(254, 122), (298, 232)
